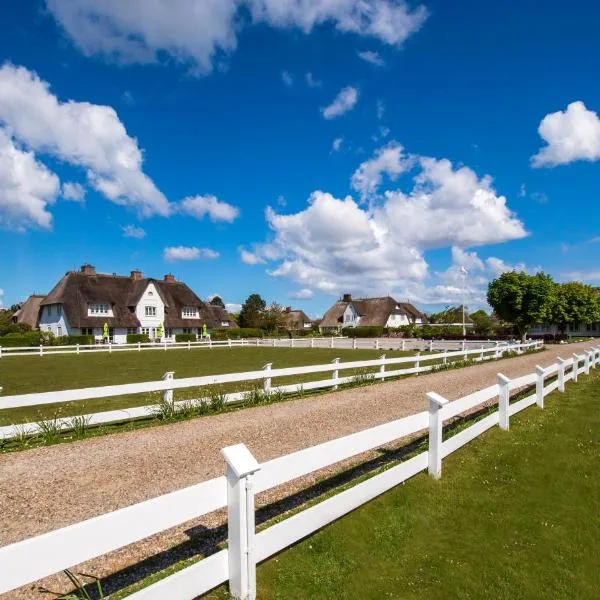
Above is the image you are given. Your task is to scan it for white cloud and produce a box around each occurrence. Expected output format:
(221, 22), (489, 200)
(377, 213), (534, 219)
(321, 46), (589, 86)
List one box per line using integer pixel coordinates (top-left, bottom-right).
(163, 246), (219, 261)
(122, 224), (146, 239)
(485, 256), (538, 277)
(289, 288), (314, 299)
(61, 181), (86, 202)
(305, 72), (322, 88)
(351, 142), (411, 199)
(225, 302), (242, 313)
(376, 99), (385, 120)
(518, 183), (526, 198)
(357, 50), (385, 66)
(322, 86), (358, 119)
(0, 128), (60, 231)
(0, 63), (170, 217)
(178, 194), (239, 223)
(281, 70), (293, 86)
(531, 101), (600, 167)
(239, 248), (266, 265)
(245, 144), (527, 298)
(46, 1), (428, 74)
(331, 137), (344, 152)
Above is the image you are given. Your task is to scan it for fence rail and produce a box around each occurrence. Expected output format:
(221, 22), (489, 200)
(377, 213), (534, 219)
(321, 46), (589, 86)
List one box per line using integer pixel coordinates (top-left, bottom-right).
(0, 341), (541, 440)
(0, 336), (513, 357)
(1, 343), (594, 599)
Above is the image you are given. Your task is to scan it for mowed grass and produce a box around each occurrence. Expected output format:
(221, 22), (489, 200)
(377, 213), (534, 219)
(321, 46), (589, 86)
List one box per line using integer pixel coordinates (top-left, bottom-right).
(0, 347), (413, 424)
(206, 371), (600, 600)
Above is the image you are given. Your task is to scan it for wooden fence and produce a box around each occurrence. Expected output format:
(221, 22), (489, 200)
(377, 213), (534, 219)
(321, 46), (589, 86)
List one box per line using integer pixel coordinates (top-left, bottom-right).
(0, 341), (541, 440)
(1, 342), (592, 599)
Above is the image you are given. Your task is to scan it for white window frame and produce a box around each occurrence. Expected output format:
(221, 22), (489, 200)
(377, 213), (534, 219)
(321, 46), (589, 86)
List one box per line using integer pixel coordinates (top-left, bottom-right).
(145, 306), (157, 317)
(182, 306), (199, 318)
(89, 303), (110, 315)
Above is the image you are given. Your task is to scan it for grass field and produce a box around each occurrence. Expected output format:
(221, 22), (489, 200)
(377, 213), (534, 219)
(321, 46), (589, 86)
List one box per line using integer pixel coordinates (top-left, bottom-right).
(0, 347), (415, 424)
(200, 369), (600, 599)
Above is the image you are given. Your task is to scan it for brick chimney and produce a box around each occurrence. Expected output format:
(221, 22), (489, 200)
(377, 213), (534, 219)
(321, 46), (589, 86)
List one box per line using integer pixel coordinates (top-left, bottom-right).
(342, 293), (352, 302)
(131, 269), (143, 280)
(285, 306), (292, 313)
(80, 264), (96, 275)
(164, 273), (175, 283)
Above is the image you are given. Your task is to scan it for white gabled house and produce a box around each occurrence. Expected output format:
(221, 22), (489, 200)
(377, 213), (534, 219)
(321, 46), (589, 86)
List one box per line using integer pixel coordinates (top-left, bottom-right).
(37, 264), (237, 343)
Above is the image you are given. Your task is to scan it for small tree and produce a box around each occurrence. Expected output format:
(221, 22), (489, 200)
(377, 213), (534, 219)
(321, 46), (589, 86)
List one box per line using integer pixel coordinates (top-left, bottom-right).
(551, 282), (600, 334)
(238, 293), (266, 328)
(487, 271), (556, 341)
(261, 302), (286, 334)
(209, 295), (225, 309)
(470, 309), (494, 336)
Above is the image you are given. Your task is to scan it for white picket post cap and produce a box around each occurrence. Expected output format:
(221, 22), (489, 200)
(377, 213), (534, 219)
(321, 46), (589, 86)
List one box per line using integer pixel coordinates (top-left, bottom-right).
(221, 444), (261, 478)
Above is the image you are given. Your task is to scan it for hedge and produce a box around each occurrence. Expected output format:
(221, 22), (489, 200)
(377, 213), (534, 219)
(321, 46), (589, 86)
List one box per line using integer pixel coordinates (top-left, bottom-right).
(53, 335), (95, 346)
(0, 332), (42, 347)
(127, 333), (151, 344)
(211, 328), (264, 340)
(342, 326), (384, 338)
(175, 333), (197, 342)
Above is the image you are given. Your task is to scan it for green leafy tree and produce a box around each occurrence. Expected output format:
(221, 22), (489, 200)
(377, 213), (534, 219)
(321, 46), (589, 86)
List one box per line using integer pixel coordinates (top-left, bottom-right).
(551, 282), (600, 334)
(261, 302), (286, 334)
(238, 293), (266, 328)
(470, 309), (494, 336)
(209, 295), (225, 308)
(487, 271), (556, 341)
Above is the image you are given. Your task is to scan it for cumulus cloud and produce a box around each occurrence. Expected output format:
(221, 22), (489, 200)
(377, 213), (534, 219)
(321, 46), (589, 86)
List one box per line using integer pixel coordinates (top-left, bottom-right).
(289, 288), (314, 299)
(531, 101), (600, 167)
(46, 0), (428, 74)
(351, 142), (411, 200)
(322, 86), (358, 119)
(122, 224), (146, 239)
(0, 63), (170, 217)
(245, 143), (527, 299)
(239, 248), (266, 265)
(178, 194), (239, 223)
(61, 181), (86, 202)
(163, 246), (219, 261)
(331, 137), (344, 152)
(281, 70), (293, 86)
(0, 128), (60, 231)
(357, 50), (385, 66)
(305, 72), (322, 88)
(225, 302), (242, 313)
(485, 256), (539, 277)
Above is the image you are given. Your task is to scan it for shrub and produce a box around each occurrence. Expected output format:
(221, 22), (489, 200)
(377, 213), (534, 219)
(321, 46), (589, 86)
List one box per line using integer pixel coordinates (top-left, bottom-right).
(342, 326), (384, 338)
(211, 328), (264, 340)
(175, 333), (197, 342)
(127, 333), (151, 344)
(52, 335), (95, 346)
(0, 331), (42, 347)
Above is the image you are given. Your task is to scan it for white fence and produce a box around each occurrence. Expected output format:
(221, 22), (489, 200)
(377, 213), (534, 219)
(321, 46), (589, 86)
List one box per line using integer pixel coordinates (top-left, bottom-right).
(0, 345), (596, 599)
(0, 336), (512, 357)
(0, 341), (541, 440)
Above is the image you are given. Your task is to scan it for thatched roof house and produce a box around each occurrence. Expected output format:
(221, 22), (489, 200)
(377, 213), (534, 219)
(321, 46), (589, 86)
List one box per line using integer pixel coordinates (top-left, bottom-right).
(282, 307), (313, 331)
(12, 295), (45, 329)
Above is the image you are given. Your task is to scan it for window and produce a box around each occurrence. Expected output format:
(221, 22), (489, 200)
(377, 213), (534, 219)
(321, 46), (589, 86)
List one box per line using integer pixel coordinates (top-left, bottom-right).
(127, 327), (138, 335)
(90, 303), (109, 315)
(57, 305), (62, 316)
(182, 306), (198, 318)
(182, 327), (192, 334)
(145, 306), (157, 317)
(57, 326), (62, 336)
(165, 327), (173, 338)
(81, 327), (94, 336)
(142, 327), (150, 336)
(221, 321), (230, 327)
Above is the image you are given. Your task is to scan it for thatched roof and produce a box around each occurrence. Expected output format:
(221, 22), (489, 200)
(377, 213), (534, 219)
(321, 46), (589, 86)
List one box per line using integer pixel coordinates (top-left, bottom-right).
(282, 308), (312, 330)
(12, 295), (45, 329)
(320, 295), (427, 328)
(41, 271), (236, 329)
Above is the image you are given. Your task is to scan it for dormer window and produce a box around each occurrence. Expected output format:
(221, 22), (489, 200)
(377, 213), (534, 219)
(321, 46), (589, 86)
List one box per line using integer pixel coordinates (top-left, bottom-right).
(182, 306), (199, 318)
(89, 303), (110, 315)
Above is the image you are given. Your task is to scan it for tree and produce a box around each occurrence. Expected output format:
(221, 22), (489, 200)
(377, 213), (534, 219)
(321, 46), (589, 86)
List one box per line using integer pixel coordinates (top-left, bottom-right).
(209, 295), (225, 309)
(238, 293), (266, 328)
(487, 271), (556, 341)
(551, 282), (600, 334)
(261, 302), (286, 333)
(470, 309), (494, 336)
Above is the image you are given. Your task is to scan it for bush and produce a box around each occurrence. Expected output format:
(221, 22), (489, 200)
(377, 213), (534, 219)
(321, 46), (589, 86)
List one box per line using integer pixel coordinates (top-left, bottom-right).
(342, 326), (384, 338)
(211, 328), (264, 340)
(127, 333), (151, 344)
(0, 331), (42, 347)
(52, 335), (95, 346)
(175, 333), (197, 342)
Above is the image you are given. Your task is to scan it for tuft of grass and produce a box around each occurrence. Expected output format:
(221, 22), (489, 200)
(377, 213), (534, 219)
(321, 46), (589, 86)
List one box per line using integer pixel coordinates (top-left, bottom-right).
(60, 569), (104, 600)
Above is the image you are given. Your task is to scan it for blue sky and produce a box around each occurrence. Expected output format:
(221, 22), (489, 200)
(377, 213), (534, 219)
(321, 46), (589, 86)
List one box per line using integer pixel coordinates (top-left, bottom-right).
(1, 0), (600, 316)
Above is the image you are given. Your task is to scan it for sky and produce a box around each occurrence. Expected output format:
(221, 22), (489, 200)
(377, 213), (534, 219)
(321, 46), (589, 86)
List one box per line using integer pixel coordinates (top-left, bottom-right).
(1, 0), (600, 317)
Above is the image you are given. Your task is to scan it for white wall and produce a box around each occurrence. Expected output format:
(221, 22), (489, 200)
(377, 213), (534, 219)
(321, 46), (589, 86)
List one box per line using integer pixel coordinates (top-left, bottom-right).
(135, 283), (165, 337)
(386, 313), (410, 327)
(342, 304), (360, 327)
(38, 304), (75, 337)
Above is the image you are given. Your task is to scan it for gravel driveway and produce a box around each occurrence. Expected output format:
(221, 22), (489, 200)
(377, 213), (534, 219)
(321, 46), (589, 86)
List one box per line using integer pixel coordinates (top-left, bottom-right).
(0, 341), (592, 599)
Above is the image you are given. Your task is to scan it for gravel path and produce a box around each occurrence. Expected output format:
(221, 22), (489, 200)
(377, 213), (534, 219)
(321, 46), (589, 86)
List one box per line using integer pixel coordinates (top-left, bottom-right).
(0, 341), (592, 599)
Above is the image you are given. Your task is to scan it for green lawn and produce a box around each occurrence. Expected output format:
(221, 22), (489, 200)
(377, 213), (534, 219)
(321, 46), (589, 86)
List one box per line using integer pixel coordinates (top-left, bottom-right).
(0, 347), (414, 424)
(211, 369), (600, 600)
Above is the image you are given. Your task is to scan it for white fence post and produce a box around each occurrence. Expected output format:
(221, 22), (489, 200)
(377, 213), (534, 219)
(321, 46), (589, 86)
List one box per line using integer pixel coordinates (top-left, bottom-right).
(375, 339), (379, 350)
(429, 340), (433, 352)
(401, 339), (406, 351)
(443, 349), (448, 365)
(427, 392), (448, 479)
(352, 338), (357, 350)
(263, 363), (272, 395)
(310, 338), (314, 349)
(415, 352), (421, 375)
(228, 339), (232, 349)
(162, 371), (175, 406)
(222, 444), (261, 600)
(557, 357), (566, 392)
(480, 346), (484, 362)
(585, 351), (591, 374)
(535, 365), (545, 408)
(330, 337), (334, 349)
(498, 373), (510, 430)
(495, 341), (500, 359)
(462, 340), (467, 361)
(379, 354), (386, 382)
(290, 338), (294, 348)
(39, 344), (43, 357)
(572, 354), (579, 382)
(332, 358), (340, 390)
(76, 343), (80, 355)
(108, 342), (112, 354)
(164, 339), (167, 351)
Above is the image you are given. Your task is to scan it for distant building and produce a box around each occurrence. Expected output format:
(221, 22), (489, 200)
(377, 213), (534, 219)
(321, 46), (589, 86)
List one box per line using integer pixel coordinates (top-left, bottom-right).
(12, 295), (45, 329)
(530, 322), (599, 337)
(282, 307), (313, 331)
(319, 294), (427, 333)
(37, 264), (237, 343)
